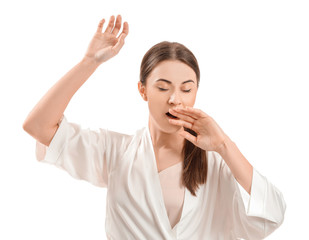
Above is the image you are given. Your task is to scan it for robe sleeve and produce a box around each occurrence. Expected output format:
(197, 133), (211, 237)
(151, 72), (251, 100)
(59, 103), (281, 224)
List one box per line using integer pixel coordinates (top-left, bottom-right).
(35, 114), (110, 188)
(218, 153), (287, 240)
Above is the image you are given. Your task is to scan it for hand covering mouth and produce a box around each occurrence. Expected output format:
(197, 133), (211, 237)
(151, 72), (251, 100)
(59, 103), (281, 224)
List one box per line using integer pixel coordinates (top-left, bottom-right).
(166, 112), (179, 119)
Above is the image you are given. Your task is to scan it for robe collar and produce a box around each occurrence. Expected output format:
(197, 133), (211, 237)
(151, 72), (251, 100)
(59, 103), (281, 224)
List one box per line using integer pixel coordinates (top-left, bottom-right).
(145, 125), (198, 234)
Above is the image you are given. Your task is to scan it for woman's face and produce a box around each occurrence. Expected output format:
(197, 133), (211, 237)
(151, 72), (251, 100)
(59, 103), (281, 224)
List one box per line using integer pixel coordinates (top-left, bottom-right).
(138, 60), (198, 133)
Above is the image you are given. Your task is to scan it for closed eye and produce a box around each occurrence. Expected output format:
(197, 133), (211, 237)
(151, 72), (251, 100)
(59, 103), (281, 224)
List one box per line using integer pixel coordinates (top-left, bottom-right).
(158, 87), (191, 92)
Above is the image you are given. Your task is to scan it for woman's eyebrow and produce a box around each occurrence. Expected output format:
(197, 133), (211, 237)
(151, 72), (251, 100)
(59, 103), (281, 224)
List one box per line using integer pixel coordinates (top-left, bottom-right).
(155, 78), (194, 84)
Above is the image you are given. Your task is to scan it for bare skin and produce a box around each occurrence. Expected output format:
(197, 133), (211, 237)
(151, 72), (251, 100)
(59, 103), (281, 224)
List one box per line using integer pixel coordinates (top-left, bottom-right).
(23, 15), (129, 146)
(138, 60), (198, 172)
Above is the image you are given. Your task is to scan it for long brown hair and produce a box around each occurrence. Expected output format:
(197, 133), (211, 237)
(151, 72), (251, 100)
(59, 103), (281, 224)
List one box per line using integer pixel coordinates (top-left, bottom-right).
(140, 41), (208, 196)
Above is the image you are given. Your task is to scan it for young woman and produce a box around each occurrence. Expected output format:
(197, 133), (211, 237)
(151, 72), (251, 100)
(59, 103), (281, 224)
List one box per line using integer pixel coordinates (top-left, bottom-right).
(23, 14), (286, 240)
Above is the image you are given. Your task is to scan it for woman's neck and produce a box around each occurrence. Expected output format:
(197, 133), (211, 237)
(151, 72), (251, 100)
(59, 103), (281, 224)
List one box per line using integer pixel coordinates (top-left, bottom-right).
(148, 120), (185, 152)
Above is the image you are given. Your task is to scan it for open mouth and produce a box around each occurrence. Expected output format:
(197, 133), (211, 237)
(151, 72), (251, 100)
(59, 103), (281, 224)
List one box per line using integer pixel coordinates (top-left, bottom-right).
(166, 112), (179, 119)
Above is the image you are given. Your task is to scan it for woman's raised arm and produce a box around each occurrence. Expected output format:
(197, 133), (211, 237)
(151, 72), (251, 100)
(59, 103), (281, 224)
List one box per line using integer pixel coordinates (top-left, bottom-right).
(23, 14), (129, 146)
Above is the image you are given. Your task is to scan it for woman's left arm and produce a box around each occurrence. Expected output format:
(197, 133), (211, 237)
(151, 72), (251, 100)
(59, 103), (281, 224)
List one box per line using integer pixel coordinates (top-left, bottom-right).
(168, 105), (253, 194)
(215, 136), (253, 194)
(169, 106), (287, 238)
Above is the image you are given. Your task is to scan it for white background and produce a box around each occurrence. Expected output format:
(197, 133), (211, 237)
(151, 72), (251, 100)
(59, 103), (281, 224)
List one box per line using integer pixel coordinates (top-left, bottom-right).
(1, 0), (308, 239)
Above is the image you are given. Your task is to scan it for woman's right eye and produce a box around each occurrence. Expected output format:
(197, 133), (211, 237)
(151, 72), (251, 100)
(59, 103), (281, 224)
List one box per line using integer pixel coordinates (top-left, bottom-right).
(158, 87), (168, 91)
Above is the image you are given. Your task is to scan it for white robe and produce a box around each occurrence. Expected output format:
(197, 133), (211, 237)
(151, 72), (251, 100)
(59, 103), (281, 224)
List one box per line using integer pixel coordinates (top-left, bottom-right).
(35, 114), (287, 240)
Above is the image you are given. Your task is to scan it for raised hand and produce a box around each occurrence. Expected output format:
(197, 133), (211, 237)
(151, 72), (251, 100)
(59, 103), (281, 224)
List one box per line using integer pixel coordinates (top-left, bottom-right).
(84, 14), (129, 65)
(167, 106), (229, 152)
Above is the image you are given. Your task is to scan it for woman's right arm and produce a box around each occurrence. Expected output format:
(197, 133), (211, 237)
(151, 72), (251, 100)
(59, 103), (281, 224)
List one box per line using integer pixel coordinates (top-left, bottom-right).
(23, 14), (129, 147)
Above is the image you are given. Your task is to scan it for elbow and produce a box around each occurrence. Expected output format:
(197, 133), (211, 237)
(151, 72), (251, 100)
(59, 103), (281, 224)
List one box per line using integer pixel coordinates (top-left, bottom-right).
(22, 120), (57, 147)
(22, 113), (35, 132)
(23, 121), (31, 133)
(22, 117), (38, 134)
(22, 120), (35, 136)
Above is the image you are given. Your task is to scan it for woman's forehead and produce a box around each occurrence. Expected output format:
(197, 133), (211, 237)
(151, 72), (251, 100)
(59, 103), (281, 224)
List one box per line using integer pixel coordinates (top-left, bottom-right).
(148, 60), (197, 84)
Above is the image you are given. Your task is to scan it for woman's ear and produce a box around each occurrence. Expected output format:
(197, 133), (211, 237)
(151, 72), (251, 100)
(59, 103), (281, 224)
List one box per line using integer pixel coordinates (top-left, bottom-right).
(138, 81), (147, 101)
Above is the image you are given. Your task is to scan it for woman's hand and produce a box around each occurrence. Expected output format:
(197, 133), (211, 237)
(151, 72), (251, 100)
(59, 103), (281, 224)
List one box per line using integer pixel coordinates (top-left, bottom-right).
(83, 15), (129, 65)
(168, 106), (230, 152)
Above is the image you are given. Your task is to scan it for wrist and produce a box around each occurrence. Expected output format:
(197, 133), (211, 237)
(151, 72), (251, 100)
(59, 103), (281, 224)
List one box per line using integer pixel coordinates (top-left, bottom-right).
(81, 56), (101, 69)
(214, 136), (233, 156)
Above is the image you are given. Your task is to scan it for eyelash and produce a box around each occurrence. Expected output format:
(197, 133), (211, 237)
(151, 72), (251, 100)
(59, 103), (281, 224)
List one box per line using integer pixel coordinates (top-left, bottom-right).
(158, 87), (191, 93)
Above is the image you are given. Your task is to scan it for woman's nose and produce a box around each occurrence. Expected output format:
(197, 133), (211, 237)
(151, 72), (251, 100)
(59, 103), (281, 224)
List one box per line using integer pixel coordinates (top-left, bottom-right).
(168, 92), (182, 105)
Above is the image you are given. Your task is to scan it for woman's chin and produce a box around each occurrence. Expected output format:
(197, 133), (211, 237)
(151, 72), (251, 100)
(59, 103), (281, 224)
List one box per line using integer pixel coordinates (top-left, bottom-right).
(165, 120), (182, 130)
(149, 115), (182, 133)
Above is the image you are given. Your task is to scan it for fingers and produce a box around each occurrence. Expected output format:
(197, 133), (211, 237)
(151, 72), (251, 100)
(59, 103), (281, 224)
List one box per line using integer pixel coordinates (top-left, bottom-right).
(97, 18), (105, 33)
(111, 15), (122, 36)
(104, 15), (116, 33)
(113, 21), (129, 48)
(112, 32), (126, 54)
(173, 106), (209, 119)
(169, 108), (196, 122)
(111, 20), (129, 53)
(168, 118), (194, 130)
(98, 15), (129, 37)
(179, 130), (198, 144)
(121, 21), (129, 36)
(169, 117), (200, 133)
